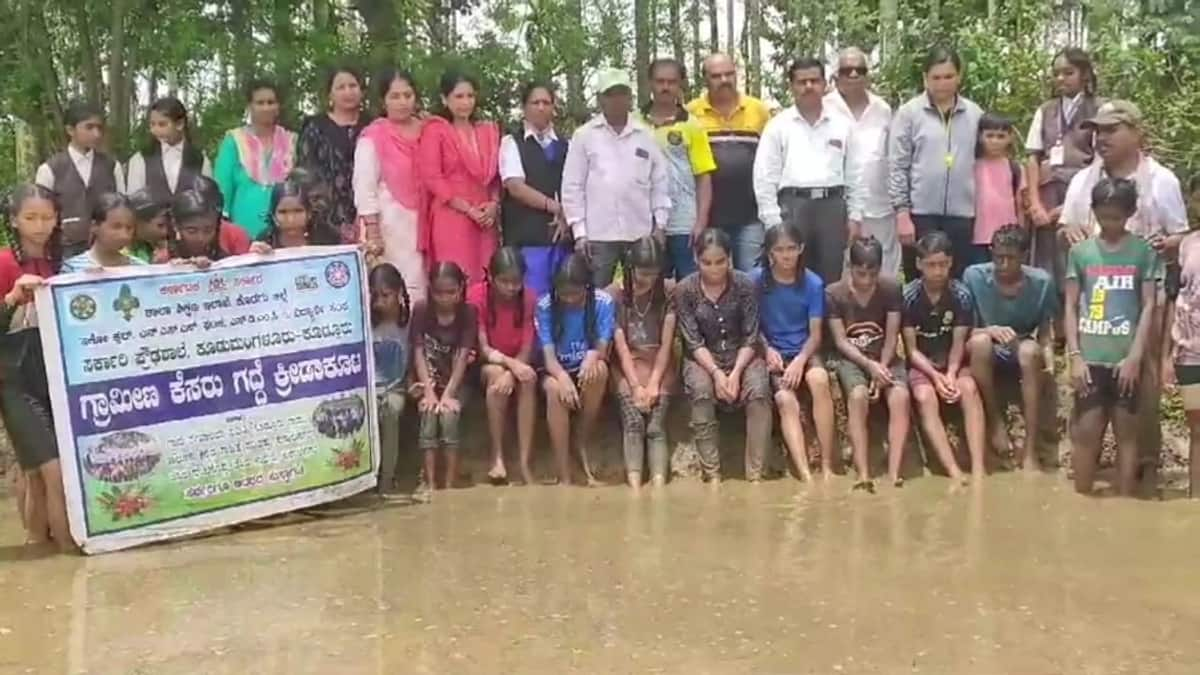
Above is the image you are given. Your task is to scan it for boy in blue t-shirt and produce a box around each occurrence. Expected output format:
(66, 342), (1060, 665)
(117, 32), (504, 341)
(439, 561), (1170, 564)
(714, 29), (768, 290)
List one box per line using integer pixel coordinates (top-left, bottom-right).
(535, 254), (616, 485)
(754, 222), (836, 479)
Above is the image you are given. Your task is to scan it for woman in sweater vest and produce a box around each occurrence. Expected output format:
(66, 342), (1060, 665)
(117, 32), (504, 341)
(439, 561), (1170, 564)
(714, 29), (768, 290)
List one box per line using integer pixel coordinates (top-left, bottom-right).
(34, 100), (126, 258)
(125, 97), (212, 204)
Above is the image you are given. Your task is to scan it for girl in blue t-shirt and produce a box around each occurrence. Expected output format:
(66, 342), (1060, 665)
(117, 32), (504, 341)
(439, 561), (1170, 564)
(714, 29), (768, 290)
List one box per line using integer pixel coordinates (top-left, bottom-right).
(755, 222), (837, 480)
(535, 253), (615, 485)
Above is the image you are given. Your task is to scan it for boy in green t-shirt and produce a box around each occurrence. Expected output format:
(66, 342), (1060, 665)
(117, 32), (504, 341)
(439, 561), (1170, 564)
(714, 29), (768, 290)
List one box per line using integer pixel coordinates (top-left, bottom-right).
(1065, 178), (1160, 496)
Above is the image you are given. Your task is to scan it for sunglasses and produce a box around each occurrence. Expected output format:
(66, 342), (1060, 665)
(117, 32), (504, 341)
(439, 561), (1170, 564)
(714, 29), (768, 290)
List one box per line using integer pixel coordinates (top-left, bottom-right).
(838, 66), (869, 77)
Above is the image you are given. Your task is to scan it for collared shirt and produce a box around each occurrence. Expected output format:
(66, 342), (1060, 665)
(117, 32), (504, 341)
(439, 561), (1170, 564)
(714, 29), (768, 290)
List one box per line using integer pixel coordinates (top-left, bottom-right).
(1025, 93), (1085, 152)
(641, 107), (717, 235)
(686, 93), (771, 228)
(35, 146), (126, 194)
(752, 105), (863, 227)
(673, 270), (760, 370)
(1060, 155), (1189, 238)
(824, 90), (893, 218)
(962, 262), (1059, 337)
(561, 115), (671, 242)
(126, 141), (213, 194)
(498, 123), (560, 182)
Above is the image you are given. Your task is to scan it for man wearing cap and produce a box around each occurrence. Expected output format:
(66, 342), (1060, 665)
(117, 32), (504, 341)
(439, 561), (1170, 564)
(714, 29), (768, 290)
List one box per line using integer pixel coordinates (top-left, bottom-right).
(561, 67), (671, 287)
(824, 47), (897, 276)
(753, 56), (863, 284)
(1060, 99), (1188, 489)
(686, 53), (772, 272)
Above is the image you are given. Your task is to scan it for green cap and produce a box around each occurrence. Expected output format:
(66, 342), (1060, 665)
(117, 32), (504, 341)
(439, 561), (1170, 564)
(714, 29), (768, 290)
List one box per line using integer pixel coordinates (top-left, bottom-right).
(1082, 100), (1143, 129)
(596, 68), (633, 95)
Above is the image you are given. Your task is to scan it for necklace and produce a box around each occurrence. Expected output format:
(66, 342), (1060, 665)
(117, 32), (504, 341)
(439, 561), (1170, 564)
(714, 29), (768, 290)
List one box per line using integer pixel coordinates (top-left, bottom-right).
(631, 292), (653, 320)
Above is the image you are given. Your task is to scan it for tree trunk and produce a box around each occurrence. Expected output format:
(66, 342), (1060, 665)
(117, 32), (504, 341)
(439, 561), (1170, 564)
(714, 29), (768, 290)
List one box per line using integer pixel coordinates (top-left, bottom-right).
(669, 0), (685, 69)
(724, 0), (734, 53)
(313, 0), (331, 31)
(18, 0), (63, 153)
(69, 0), (103, 106)
(565, 0), (587, 123)
(706, 0), (718, 52)
(746, 0), (759, 96)
(354, 0), (402, 67)
(229, 0), (253, 91)
(691, 0), (701, 89)
(272, 0), (296, 83)
(635, 0), (650, 103)
(108, 0), (130, 154)
(879, 0), (898, 64)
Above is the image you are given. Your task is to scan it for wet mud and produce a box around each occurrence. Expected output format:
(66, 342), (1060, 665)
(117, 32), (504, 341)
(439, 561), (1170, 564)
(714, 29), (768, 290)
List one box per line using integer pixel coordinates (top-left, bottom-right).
(3, 474), (1199, 674)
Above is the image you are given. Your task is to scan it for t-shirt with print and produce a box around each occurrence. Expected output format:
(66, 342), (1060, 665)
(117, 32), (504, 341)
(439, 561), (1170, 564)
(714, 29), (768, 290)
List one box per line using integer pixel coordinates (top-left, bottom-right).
(1067, 236), (1160, 366)
(410, 301), (478, 389)
(753, 267), (825, 360)
(467, 281), (536, 358)
(902, 279), (974, 370)
(642, 109), (717, 235)
(962, 263), (1059, 338)
(373, 321), (409, 395)
(825, 278), (903, 361)
(535, 290), (617, 373)
(1173, 231), (1200, 365)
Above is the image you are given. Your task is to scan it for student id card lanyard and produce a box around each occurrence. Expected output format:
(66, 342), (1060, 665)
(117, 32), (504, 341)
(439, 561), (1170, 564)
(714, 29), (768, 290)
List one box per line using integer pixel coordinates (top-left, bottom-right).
(942, 105), (955, 170)
(1049, 96), (1080, 167)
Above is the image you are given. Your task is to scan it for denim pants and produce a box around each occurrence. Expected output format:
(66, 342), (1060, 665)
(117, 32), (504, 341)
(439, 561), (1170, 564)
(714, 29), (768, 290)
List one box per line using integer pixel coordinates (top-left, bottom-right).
(665, 234), (696, 280)
(720, 222), (766, 273)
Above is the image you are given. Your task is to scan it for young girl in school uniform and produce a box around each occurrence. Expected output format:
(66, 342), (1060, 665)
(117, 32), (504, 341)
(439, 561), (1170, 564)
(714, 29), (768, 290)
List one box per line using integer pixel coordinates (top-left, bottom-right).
(410, 262), (477, 495)
(611, 237), (676, 489)
(369, 263), (411, 496)
(60, 193), (146, 273)
(973, 113), (1025, 264)
(126, 97), (212, 201)
(536, 254), (615, 485)
(469, 247), (539, 485)
(0, 184), (72, 550)
(35, 100), (126, 258)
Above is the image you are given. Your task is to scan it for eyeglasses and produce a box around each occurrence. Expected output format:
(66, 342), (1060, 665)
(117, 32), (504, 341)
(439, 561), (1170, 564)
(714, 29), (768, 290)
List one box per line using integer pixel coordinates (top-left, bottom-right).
(838, 66), (869, 77)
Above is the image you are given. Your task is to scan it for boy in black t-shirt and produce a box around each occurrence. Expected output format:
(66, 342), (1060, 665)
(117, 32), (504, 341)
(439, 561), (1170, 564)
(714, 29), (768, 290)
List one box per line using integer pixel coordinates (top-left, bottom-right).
(902, 232), (986, 485)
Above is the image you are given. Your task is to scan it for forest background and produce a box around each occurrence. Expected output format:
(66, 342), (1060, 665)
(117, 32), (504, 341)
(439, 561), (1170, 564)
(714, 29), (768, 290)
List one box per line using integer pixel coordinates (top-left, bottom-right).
(0, 0), (1196, 187)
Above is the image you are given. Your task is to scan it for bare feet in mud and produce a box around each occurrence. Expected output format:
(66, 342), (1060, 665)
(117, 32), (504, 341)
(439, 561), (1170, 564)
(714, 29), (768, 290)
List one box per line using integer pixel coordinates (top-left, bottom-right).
(650, 475), (666, 488)
(990, 425), (1012, 461)
(851, 480), (876, 494)
(519, 466), (534, 486)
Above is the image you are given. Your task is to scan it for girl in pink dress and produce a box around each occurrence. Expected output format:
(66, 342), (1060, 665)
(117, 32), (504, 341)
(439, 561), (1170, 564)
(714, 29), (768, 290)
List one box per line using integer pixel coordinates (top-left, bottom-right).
(418, 71), (501, 281)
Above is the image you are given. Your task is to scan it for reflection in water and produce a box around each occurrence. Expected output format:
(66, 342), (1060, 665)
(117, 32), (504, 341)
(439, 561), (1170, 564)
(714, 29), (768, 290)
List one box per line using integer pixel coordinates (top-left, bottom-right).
(2, 474), (1199, 674)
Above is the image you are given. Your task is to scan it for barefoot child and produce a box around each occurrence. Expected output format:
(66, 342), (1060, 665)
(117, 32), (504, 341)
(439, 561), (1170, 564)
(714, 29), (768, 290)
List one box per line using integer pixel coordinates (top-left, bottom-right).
(674, 229), (772, 483)
(1164, 174), (1200, 497)
(827, 237), (910, 490)
(963, 225), (1058, 470)
(753, 222), (836, 480)
(60, 194), (146, 273)
(612, 237), (676, 488)
(369, 263), (411, 496)
(903, 231), (987, 484)
(0, 184), (72, 549)
(536, 254), (615, 485)
(126, 190), (171, 262)
(468, 247), (538, 485)
(1065, 178), (1158, 496)
(411, 262), (477, 492)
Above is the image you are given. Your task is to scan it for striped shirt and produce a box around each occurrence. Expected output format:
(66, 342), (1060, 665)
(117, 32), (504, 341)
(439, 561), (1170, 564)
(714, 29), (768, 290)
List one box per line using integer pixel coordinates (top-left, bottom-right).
(686, 94), (771, 229)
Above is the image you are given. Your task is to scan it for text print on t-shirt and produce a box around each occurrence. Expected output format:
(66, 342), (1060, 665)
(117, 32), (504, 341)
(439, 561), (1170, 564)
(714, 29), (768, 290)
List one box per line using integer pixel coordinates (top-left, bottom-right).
(1080, 265), (1136, 337)
(845, 319), (884, 354)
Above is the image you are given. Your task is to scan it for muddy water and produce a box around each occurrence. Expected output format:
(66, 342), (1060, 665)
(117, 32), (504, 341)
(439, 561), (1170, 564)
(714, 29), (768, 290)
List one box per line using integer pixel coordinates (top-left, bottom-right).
(2, 474), (1198, 674)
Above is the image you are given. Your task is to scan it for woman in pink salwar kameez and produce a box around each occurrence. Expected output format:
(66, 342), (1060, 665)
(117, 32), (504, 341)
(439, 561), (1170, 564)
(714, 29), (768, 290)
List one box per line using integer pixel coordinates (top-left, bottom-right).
(417, 71), (501, 281)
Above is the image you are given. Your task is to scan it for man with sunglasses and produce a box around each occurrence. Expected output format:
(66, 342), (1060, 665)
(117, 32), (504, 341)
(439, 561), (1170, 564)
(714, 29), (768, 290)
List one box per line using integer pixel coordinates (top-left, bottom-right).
(825, 47), (898, 276)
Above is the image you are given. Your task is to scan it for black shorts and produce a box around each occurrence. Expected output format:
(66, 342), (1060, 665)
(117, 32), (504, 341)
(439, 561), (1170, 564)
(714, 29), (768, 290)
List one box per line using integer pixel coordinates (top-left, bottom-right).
(0, 381), (59, 470)
(1074, 364), (1137, 413)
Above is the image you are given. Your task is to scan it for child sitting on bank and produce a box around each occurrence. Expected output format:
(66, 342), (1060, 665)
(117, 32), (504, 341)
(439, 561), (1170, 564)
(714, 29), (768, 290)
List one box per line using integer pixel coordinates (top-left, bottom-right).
(827, 237), (910, 491)
(260, 180), (318, 249)
(61, 194), (146, 273)
(469, 247), (539, 486)
(1065, 178), (1159, 496)
(611, 237), (676, 489)
(369, 263), (411, 497)
(537, 253), (615, 485)
(753, 222), (836, 481)
(410, 262), (477, 495)
(903, 231), (987, 485)
(963, 225), (1059, 471)
(126, 190), (171, 263)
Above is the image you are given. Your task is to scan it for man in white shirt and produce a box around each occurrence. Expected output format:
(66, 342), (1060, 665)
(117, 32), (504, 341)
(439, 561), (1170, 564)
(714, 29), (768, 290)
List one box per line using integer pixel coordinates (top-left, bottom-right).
(753, 57), (862, 284)
(824, 47), (897, 276)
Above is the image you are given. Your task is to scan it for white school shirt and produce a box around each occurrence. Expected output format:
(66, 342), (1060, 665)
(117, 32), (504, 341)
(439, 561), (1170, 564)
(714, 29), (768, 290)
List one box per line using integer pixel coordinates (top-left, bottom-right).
(126, 142), (213, 193)
(1025, 93), (1085, 153)
(824, 90), (893, 219)
(35, 145), (126, 194)
(498, 124), (560, 182)
(752, 104), (864, 228)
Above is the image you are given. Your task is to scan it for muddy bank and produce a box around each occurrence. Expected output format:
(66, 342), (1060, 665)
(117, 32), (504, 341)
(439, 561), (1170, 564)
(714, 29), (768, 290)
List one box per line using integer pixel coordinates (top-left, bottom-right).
(3, 476), (1199, 674)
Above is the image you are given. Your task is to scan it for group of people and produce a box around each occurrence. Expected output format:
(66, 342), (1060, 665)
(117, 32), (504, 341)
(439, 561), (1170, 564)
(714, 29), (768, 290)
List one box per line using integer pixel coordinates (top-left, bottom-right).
(4, 43), (1200, 552)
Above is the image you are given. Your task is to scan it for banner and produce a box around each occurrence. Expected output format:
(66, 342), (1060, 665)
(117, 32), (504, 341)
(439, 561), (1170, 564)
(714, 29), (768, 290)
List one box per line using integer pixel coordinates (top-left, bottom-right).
(36, 247), (379, 554)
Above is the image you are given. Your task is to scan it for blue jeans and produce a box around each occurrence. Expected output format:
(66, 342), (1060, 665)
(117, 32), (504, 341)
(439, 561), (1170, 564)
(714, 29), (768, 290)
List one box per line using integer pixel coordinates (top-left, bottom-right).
(665, 234), (696, 280)
(722, 222), (765, 272)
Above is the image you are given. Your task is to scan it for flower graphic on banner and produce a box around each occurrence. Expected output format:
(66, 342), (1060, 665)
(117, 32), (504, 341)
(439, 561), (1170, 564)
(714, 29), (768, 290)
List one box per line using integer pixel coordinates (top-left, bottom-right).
(97, 484), (153, 520)
(331, 438), (365, 471)
(69, 294), (97, 321)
